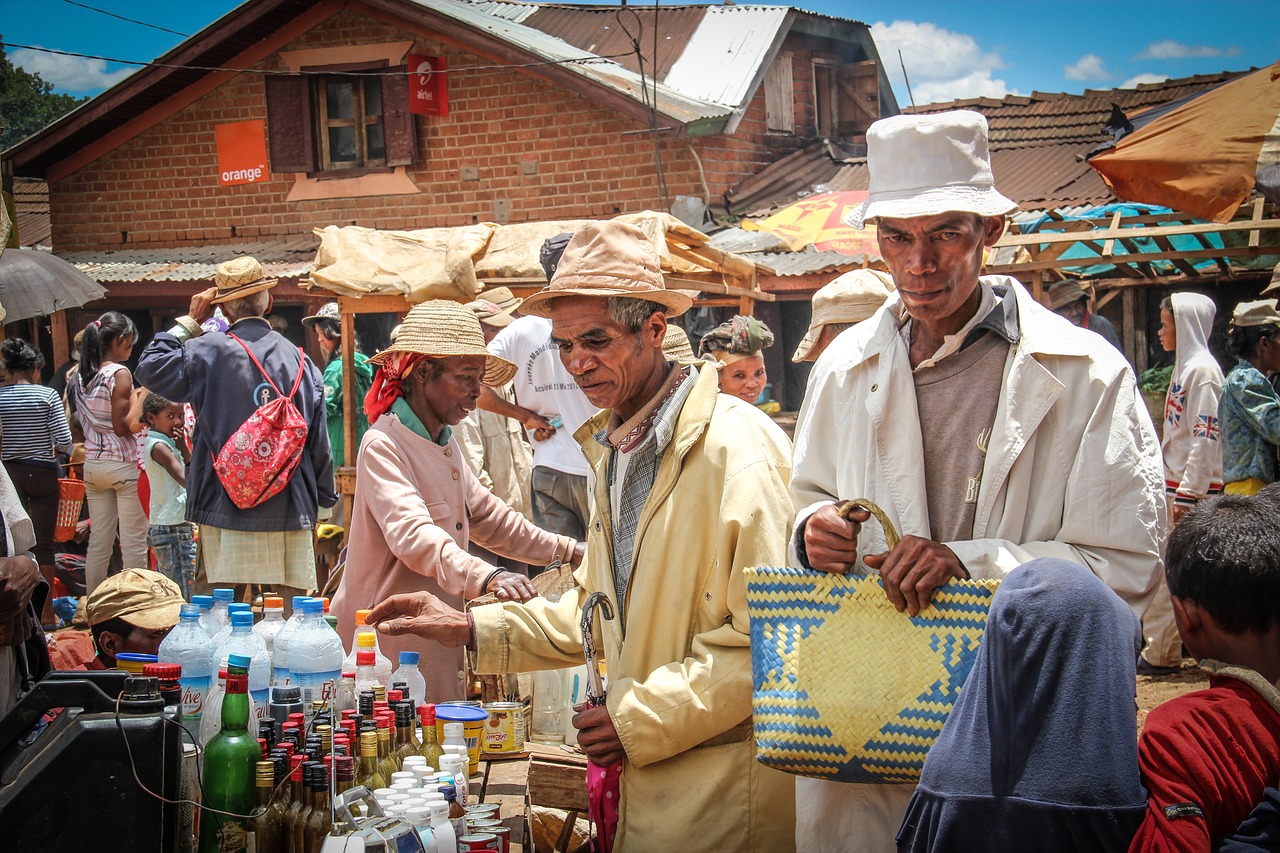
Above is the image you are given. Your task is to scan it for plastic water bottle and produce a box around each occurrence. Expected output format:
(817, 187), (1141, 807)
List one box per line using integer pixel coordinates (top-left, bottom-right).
(210, 602), (253, 650)
(355, 650), (381, 698)
(157, 603), (214, 727)
(211, 610), (271, 726)
(531, 669), (565, 744)
(211, 588), (235, 630)
(429, 801), (456, 853)
(253, 595), (286, 656)
(391, 651), (427, 706)
(287, 598), (345, 711)
(341, 609), (393, 685)
(192, 594), (218, 637)
(271, 596), (313, 686)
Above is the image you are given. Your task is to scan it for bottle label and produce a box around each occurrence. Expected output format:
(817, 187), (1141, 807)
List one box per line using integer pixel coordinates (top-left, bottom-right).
(178, 674), (210, 722)
(272, 666), (290, 685)
(251, 688), (270, 722)
(293, 668), (341, 707)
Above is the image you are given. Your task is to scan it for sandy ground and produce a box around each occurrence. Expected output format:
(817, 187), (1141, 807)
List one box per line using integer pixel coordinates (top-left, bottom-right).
(1137, 660), (1209, 731)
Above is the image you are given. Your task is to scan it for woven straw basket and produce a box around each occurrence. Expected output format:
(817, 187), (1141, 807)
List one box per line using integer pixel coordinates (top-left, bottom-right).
(745, 500), (999, 784)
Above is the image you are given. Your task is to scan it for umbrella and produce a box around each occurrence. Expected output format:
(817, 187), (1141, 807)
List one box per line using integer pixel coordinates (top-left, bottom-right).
(0, 250), (106, 323)
(742, 190), (879, 256)
(1088, 62), (1280, 223)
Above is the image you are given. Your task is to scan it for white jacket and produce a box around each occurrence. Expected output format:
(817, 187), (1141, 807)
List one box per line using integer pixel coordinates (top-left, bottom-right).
(787, 276), (1167, 852)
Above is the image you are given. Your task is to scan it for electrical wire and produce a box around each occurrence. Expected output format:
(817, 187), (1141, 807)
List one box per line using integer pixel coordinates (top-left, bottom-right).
(60, 0), (190, 38)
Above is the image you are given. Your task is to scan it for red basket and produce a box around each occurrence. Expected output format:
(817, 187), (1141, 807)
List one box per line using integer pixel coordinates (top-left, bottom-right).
(53, 470), (86, 543)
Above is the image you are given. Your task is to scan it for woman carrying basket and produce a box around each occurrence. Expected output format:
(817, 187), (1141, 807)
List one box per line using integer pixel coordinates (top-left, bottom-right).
(0, 339), (73, 624)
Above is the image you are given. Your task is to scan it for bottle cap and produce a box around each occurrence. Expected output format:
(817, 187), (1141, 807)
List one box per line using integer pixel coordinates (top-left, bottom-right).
(228, 602), (252, 614)
(302, 598), (324, 615)
(342, 671), (356, 680)
(192, 595), (213, 609)
(387, 689), (402, 703)
(360, 730), (379, 750)
(218, 668), (228, 679)
(355, 609), (372, 626)
(143, 662), (181, 680)
(405, 806), (431, 824)
(230, 611), (253, 627)
(213, 589), (235, 602)
(288, 712), (306, 724)
(292, 596), (311, 609)
(357, 650), (375, 666)
(356, 631), (376, 649)
(263, 595), (284, 610)
(179, 603), (200, 619)
(321, 597), (331, 613)
(398, 650), (420, 665)
(227, 653), (251, 670)
(271, 685), (302, 704)
(418, 704), (436, 725)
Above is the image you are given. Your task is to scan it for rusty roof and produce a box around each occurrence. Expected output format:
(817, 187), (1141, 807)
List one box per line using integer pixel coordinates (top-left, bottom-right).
(58, 238), (318, 283)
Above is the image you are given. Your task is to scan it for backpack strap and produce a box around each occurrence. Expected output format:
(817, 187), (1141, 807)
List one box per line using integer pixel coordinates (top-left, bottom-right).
(228, 334), (305, 402)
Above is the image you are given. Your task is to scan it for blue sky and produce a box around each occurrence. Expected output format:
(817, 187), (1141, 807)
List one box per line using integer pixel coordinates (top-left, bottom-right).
(2, 0), (1276, 106)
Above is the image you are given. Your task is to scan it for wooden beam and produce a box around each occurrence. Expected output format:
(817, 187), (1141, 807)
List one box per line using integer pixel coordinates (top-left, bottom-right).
(1100, 210), (1124, 258)
(987, 242), (1280, 275)
(50, 310), (69, 371)
(1249, 197), (1265, 248)
(995, 216), (1280, 249)
(1122, 289), (1137, 369)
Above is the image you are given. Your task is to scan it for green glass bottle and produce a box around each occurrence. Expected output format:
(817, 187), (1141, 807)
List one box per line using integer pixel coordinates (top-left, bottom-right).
(247, 761), (281, 853)
(304, 763), (333, 853)
(418, 704), (444, 771)
(199, 654), (261, 853)
(356, 730), (387, 792)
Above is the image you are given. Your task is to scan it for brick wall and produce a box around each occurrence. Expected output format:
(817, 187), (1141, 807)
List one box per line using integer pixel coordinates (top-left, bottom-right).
(50, 10), (827, 251)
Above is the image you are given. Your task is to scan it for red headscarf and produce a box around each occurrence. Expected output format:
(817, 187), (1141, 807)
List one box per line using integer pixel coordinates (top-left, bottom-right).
(363, 352), (427, 422)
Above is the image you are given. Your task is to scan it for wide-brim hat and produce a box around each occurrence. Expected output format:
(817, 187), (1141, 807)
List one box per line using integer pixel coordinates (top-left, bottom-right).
(661, 325), (696, 361)
(1231, 299), (1280, 327)
(1046, 280), (1089, 312)
(793, 269), (895, 362)
(478, 286), (523, 315)
(85, 568), (184, 630)
(302, 301), (340, 328)
(466, 298), (516, 328)
(522, 220), (693, 319)
(845, 110), (1019, 230)
(211, 256), (279, 304)
(370, 300), (516, 386)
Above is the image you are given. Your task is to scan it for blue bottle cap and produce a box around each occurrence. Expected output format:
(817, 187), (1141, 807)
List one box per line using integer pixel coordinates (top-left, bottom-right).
(213, 589), (235, 602)
(192, 595), (213, 609)
(179, 603), (200, 618)
(228, 602), (252, 613)
(398, 651), (419, 665)
(228, 653), (252, 670)
(302, 598), (324, 615)
(231, 611), (254, 627)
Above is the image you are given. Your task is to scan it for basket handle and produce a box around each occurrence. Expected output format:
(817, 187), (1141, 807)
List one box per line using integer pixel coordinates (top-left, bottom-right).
(835, 498), (900, 551)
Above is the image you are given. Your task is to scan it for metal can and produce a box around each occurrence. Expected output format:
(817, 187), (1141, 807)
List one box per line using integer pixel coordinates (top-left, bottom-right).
(466, 803), (501, 820)
(490, 825), (511, 853)
(457, 834), (500, 852)
(468, 818), (502, 834)
(482, 702), (525, 755)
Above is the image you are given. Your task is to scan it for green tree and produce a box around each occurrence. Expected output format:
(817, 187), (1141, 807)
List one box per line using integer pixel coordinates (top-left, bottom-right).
(0, 39), (87, 150)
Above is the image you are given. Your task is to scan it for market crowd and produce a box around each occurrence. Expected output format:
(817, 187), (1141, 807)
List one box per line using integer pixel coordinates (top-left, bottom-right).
(0, 109), (1276, 853)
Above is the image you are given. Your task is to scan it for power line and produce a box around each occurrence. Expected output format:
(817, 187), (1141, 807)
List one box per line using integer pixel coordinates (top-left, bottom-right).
(60, 0), (190, 38)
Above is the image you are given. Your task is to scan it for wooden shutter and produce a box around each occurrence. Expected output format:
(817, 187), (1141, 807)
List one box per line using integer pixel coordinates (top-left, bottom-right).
(836, 60), (881, 137)
(764, 53), (795, 133)
(382, 67), (417, 167)
(264, 75), (316, 173)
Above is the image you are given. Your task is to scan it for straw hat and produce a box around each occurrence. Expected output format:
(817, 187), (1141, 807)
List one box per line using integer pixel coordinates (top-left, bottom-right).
(1231, 299), (1280, 327)
(85, 568), (184, 630)
(793, 269), (894, 361)
(370, 300), (516, 386)
(210, 256), (279, 304)
(302, 301), (340, 328)
(661, 325), (696, 361)
(845, 110), (1019, 230)
(522, 220), (692, 318)
(478, 286), (523, 314)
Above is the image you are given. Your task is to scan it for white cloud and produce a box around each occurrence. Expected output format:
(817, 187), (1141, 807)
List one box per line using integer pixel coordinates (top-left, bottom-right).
(1136, 40), (1241, 60)
(871, 20), (1017, 104)
(1064, 54), (1110, 82)
(10, 48), (135, 94)
(1120, 73), (1170, 89)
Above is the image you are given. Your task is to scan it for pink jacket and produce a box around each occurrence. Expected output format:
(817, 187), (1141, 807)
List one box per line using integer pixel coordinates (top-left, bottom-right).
(330, 412), (576, 703)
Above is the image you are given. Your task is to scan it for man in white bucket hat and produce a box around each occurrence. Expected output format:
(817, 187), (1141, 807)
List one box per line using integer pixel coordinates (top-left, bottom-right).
(789, 110), (1166, 850)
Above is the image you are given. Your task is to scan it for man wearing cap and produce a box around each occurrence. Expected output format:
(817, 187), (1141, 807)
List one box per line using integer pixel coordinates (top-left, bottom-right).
(136, 258), (337, 603)
(792, 268), (895, 364)
(1045, 279), (1123, 351)
(82, 568), (183, 669)
(369, 220), (797, 851)
(790, 111), (1166, 850)
(302, 301), (373, 474)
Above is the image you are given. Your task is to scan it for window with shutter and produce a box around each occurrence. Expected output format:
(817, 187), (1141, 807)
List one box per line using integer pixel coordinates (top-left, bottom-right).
(814, 59), (881, 140)
(764, 53), (795, 133)
(264, 75), (316, 172)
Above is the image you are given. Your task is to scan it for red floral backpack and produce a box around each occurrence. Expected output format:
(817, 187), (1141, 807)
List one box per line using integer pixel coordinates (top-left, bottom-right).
(213, 335), (308, 509)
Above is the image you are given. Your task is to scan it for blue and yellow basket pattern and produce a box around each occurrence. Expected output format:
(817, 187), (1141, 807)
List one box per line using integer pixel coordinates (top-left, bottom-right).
(745, 567), (999, 784)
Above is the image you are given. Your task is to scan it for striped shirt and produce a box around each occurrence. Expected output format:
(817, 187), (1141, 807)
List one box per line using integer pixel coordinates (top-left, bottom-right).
(68, 363), (138, 462)
(0, 383), (73, 463)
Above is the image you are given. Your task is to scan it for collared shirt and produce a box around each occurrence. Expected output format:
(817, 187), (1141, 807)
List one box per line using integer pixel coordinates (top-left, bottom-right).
(390, 397), (451, 446)
(899, 282), (1020, 370)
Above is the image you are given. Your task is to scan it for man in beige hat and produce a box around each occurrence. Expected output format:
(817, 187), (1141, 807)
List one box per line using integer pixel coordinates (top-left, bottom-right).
(790, 110), (1166, 850)
(82, 568), (183, 669)
(368, 219), (798, 851)
(136, 258), (336, 607)
(792, 268), (895, 363)
(1045, 279), (1123, 351)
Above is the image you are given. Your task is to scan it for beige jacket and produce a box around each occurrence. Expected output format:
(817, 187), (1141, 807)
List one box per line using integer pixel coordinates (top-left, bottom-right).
(473, 367), (797, 852)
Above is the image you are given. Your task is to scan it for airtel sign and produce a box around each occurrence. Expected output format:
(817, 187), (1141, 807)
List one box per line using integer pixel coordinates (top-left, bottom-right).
(408, 54), (448, 117)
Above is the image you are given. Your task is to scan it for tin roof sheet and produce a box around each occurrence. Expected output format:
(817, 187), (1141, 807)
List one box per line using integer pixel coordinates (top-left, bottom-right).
(709, 227), (869, 276)
(58, 239), (317, 283)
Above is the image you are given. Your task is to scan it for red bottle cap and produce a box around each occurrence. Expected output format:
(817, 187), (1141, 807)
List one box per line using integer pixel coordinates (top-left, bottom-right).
(342, 671), (356, 680)
(143, 662), (181, 680)
(340, 709), (358, 719)
(282, 721), (300, 733)
(387, 690), (403, 703)
(418, 704), (436, 725)
(290, 754), (305, 780)
(258, 738), (267, 756)
(288, 712), (306, 724)
(279, 742), (295, 757)
(356, 650), (375, 666)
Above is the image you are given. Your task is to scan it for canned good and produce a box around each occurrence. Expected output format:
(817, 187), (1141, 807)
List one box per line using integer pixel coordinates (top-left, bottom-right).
(468, 818), (501, 833)
(466, 803), (501, 820)
(491, 825), (511, 853)
(457, 833), (500, 852)
(482, 702), (525, 755)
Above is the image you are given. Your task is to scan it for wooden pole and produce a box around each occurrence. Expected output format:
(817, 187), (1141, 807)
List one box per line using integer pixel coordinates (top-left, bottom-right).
(50, 311), (69, 370)
(340, 307), (356, 526)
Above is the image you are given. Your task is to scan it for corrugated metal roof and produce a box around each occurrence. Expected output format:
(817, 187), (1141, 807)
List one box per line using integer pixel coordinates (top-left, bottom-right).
(523, 4), (708, 81)
(709, 227), (868, 276)
(663, 6), (790, 108)
(59, 239), (317, 283)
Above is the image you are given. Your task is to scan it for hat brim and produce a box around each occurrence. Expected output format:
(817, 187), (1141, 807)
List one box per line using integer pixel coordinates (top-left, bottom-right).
(792, 326), (820, 362)
(112, 600), (184, 631)
(302, 313), (339, 328)
(1261, 279), (1280, 297)
(369, 347), (517, 388)
(210, 278), (279, 304)
(521, 286), (692, 319)
(845, 186), (1019, 230)
(477, 311), (515, 328)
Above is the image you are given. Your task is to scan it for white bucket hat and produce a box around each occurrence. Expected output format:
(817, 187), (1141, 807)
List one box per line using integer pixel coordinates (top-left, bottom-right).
(845, 110), (1019, 230)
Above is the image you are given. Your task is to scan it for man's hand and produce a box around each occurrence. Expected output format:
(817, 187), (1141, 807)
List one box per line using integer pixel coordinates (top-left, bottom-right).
(803, 503), (869, 573)
(366, 592), (470, 647)
(487, 570), (537, 603)
(1171, 503), (1190, 526)
(572, 702), (625, 767)
(187, 287), (218, 324)
(521, 412), (555, 443)
(864, 536), (968, 616)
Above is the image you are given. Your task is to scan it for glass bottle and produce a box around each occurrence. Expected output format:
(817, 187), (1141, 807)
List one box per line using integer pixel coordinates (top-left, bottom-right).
(335, 754), (361, 819)
(289, 763), (317, 853)
(395, 702), (420, 768)
(283, 756), (307, 853)
(265, 755), (292, 853)
(248, 760), (281, 853)
(418, 704), (444, 771)
(304, 763), (332, 853)
(356, 730), (388, 792)
(376, 716), (397, 779)
(198, 655), (261, 853)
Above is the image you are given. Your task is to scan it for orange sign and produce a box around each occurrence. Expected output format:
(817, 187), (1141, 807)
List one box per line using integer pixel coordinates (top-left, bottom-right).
(215, 120), (269, 187)
(408, 54), (448, 116)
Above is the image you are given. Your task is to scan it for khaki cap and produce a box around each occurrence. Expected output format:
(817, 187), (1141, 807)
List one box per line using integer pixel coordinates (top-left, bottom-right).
(793, 269), (894, 362)
(86, 568), (184, 630)
(1231, 299), (1280, 327)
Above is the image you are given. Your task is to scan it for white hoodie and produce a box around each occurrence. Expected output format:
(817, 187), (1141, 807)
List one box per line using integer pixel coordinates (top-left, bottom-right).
(1162, 292), (1224, 504)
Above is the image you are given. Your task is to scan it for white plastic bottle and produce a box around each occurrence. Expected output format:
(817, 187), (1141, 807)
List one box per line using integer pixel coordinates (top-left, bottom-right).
(406, 806), (438, 852)
(211, 609), (271, 725)
(253, 595), (286, 656)
(157, 603), (214, 727)
(428, 801), (457, 853)
(271, 595), (313, 686)
(355, 650), (380, 698)
(209, 602), (253, 650)
(287, 597), (346, 710)
(191, 594), (218, 637)
(210, 587), (235, 630)
(390, 651), (427, 706)
(342, 609), (393, 685)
